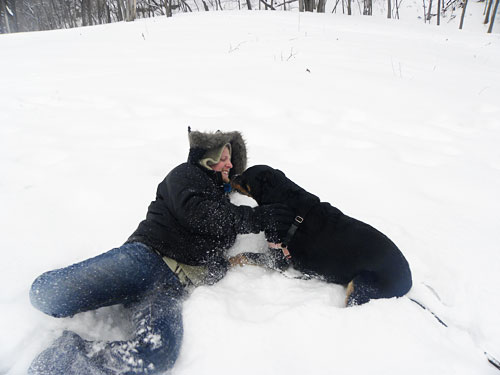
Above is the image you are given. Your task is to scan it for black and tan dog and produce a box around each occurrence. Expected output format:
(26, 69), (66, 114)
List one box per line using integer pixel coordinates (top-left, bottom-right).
(231, 165), (412, 306)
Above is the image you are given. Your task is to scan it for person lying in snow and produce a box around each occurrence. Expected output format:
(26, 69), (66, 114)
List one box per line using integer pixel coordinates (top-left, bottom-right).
(28, 128), (294, 375)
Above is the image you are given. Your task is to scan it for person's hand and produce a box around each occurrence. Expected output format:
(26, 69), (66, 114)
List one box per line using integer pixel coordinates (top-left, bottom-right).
(253, 204), (295, 242)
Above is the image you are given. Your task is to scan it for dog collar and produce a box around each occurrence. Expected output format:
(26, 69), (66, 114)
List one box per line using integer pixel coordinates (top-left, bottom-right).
(280, 201), (319, 250)
(281, 216), (303, 249)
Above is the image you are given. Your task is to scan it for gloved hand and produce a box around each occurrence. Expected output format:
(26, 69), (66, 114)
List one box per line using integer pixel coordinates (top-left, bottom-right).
(252, 204), (295, 242)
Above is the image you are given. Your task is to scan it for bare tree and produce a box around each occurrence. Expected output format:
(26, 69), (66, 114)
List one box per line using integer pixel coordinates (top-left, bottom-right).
(317, 0), (327, 12)
(437, 0), (441, 24)
(115, 0), (124, 20)
(487, 0), (499, 32)
(299, 0), (313, 10)
(0, 0), (9, 32)
(299, 0), (313, 11)
(363, 0), (372, 15)
(331, 0), (341, 12)
(484, 0), (493, 24)
(0, 0), (8, 32)
(459, 0), (468, 29)
(61, 0), (76, 27)
(81, 0), (90, 25)
(11, 0), (19, 31)
(126, 0), (136, 20)
(1, 0), (19, 32)
(394, 0), (400, 18)
(97, 0), (103, 23)
(11, 0), (498, 35)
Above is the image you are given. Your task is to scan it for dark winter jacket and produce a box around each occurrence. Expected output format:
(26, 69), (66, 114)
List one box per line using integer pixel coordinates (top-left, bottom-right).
(127, 130), (256, 282)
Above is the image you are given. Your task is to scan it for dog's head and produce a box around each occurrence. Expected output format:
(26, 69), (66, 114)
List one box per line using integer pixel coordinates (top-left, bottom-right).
(231, 165), (289, 205)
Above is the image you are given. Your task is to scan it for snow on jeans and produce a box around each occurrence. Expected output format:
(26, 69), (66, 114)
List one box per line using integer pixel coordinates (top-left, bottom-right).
(29, 242), (184, 374)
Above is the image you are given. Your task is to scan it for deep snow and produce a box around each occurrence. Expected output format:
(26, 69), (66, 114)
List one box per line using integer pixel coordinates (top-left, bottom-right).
(1, 8), (500, 375)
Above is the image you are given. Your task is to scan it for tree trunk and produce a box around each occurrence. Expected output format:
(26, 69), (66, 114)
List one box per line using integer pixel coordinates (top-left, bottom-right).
(63, 0), (76, 27)
(126, 0), (136, 21)
(437, 0), (441, 24)
(1, 0), (19, 32)
(106, 0), (111, 22)
(484, 0), (493, 23)
(97, 0), (103, 23)
(116, 0), (124, 20)
(318, 0), (327, 12)
(40, 0), (55, 29)
(166, 0), (172, 16)
(81, 0), (88, 25)
(347, 0), (351, 14)
(50, 0), (62, 28)
(487, 0), (499, 32)
(9, 0), (18, 31)
(16, 0), (29, 31)
(246, 0), (252, 9)
(332, 0), (341, 12)
(427, 0), (433, 21)
(459, 0), (468, 29)
(387, 0), (391, 18)
(1, 0), (9, 33)
(88, 0), (92, 24)
(363, 0), (372, 14)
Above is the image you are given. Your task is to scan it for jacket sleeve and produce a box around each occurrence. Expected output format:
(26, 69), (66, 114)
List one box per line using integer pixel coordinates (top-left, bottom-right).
(165, 167), (258, 237)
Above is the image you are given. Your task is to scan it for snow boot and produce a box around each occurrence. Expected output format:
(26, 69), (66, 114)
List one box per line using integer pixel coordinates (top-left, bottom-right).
(28, 330), (113, 375)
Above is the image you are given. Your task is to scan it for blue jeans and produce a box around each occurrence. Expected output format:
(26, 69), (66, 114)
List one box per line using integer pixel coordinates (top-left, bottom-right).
(29, 242), (184, 375)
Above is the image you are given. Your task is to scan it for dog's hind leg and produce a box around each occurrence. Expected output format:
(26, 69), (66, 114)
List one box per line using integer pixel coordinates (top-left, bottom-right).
(345, 273), (377, 307)
(346, 266), (413, 307)
(345, 280), (355, 306)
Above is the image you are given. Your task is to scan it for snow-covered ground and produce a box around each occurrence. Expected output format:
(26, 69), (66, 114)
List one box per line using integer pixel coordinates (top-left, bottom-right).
(1, 8), (500, 375)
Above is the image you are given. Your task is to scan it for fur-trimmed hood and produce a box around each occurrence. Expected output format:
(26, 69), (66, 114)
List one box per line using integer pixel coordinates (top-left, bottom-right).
(187, 127), (247, 177)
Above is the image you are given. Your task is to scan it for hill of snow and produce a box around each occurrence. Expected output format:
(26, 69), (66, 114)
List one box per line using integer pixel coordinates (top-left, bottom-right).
(1, 10), (500, 374)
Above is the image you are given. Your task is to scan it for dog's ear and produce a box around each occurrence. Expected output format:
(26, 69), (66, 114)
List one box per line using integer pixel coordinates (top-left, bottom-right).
(250, 169), (282, 204)
(260, 169), (287, 188)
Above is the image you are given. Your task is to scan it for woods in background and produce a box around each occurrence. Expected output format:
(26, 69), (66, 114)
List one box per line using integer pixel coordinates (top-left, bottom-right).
(0, 0), (497, 34)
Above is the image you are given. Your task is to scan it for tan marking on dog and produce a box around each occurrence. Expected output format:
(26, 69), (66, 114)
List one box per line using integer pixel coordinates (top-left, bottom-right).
(345, 280), (355, 307)
(231, 181), (253, 197)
